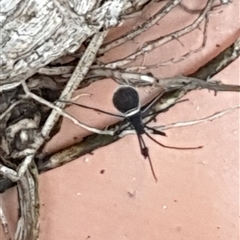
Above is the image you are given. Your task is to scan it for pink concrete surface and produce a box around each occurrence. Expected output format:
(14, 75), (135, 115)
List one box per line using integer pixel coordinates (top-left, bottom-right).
(1, 1), (239, 240)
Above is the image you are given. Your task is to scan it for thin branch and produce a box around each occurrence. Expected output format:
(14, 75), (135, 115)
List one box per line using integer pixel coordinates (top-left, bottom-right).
(132, 10), (209, 69)
(156, 76), (240, 92)
(14, 162), (39, 240)
(155, 104), (240, 131)
(0, 100), (24, 121)
(103, 0), (214, 68)
(189, 37), (240, 79)
(99, 0), (182, 54)
(0, 206), (12, 240)
(41, 31), (109, 139)
(86, 67), (240, 92)
(21, 81), (114, 136)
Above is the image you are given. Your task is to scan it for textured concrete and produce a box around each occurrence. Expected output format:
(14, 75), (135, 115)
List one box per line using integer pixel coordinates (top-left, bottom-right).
(1, 1), (239, 240)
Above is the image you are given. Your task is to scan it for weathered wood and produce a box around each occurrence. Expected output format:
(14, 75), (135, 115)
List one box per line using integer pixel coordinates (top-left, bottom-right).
(0, 0), (131, 85)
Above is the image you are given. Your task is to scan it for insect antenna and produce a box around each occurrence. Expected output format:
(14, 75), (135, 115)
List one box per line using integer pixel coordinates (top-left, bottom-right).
(136, 133), (158, 182)
(144, 131), (202, 150)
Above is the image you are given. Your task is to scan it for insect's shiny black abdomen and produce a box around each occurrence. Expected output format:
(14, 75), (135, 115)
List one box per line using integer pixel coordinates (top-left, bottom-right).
(113, 86), (139, 114)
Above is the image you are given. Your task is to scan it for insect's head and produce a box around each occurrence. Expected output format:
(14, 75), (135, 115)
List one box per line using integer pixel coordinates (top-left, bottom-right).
(112, 86), (140, 117)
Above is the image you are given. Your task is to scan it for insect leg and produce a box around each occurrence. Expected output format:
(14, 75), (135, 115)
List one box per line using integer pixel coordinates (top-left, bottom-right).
(57, 100), (124, 118)
(145, 132), (202, 150)
(136, 134), (158, 182)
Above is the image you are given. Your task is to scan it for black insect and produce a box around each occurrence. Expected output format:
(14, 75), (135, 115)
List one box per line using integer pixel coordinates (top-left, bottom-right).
(59, 86), (202, 181)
